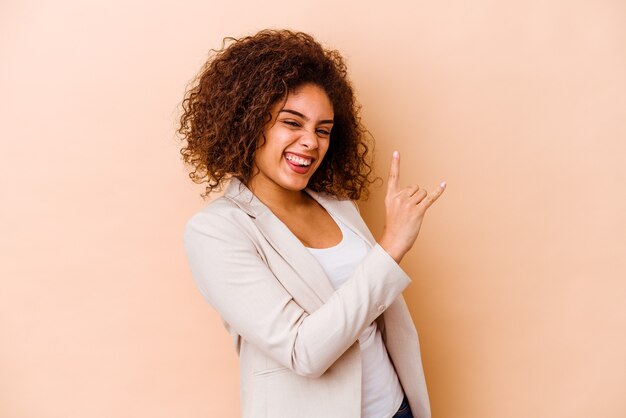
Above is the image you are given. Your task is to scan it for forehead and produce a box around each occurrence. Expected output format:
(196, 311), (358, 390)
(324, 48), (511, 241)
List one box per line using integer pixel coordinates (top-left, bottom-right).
(280, 84), (334, 115)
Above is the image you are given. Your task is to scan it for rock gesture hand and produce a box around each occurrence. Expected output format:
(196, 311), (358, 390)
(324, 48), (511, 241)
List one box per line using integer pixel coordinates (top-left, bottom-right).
(378, 151), (446, 263)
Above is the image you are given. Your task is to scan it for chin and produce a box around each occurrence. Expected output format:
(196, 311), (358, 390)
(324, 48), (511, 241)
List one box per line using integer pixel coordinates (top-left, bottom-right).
(278, 175), (311, 191)
(283, 180), (309, 191)
(277, 168), (316, 191)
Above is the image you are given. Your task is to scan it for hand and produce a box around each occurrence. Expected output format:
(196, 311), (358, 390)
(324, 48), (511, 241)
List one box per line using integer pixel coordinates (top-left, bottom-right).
(378, 151), (446, 263)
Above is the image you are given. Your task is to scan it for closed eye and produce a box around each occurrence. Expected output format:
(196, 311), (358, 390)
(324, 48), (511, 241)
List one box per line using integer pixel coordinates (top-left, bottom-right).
(316, 129), (331, 136)
(283, 120), (301, 128)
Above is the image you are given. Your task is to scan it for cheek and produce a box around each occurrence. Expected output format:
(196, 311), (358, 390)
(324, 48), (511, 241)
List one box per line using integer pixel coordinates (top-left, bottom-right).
(318, 141), (331, 162)
(252, 145), (273, 171)
(266, 131), (293, 154)
(254, 135), (284, 166)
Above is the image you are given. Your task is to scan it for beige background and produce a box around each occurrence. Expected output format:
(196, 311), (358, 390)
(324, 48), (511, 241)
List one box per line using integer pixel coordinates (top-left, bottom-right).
(1, 0), (625, 417)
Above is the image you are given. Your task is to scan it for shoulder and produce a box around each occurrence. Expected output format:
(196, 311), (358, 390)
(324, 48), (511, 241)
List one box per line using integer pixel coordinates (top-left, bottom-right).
(183, 196), (254, 242)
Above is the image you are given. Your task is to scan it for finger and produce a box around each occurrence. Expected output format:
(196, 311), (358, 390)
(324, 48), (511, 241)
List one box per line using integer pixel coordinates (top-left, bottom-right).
(419, 181), (447, 209)
(409, 188), (427, 204)
(387, 151), (400, 193)
(404, 184), (420, 196)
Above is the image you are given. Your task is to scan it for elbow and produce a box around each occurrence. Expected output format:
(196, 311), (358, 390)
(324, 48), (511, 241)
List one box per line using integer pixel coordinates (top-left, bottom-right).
(290, 352), (332, 378)
(289, 349), (329, 378)
(292, 364), (327, 379)
(288, 327), (342, 379)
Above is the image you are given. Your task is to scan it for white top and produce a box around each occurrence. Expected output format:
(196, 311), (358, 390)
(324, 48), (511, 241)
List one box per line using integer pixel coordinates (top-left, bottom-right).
(306, 214), (405, 418)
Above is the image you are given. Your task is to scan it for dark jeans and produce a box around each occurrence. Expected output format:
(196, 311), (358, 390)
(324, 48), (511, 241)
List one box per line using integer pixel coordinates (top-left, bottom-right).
(391, 395), (413, 418)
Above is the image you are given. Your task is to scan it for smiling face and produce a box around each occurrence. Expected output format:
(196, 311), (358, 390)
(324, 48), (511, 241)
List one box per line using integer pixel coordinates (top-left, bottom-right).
(247, 83), (335, 196)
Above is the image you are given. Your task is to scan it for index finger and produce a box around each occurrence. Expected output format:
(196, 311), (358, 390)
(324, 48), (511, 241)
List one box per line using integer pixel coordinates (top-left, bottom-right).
(387, 150), (400, 193)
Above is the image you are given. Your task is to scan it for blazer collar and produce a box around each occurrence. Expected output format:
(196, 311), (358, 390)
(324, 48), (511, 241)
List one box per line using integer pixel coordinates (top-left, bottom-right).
(223, 177), (376, 308)
(222, 177), (267, 218)
(222, 177), (337, 219)
(223, 177), (376, 245)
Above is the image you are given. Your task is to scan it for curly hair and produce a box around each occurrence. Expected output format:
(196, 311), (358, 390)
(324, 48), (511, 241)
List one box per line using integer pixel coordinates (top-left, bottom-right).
(177, 29), (376, 200)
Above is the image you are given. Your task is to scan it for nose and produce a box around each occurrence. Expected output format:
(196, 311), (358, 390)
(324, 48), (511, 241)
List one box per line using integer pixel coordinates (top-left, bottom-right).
(299, 129), (319, 150)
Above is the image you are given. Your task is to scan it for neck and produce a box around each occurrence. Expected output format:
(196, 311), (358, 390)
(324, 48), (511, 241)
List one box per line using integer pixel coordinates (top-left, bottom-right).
(246, 177), (311, 212)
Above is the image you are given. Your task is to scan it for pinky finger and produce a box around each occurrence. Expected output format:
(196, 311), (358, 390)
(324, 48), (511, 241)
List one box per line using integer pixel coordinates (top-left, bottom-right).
(420, 181), (447, 209)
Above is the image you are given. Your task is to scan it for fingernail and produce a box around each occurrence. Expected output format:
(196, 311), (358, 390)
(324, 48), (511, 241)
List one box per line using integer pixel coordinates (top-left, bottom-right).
(393, 151), (399, 159)
(440, 181), (446, 188)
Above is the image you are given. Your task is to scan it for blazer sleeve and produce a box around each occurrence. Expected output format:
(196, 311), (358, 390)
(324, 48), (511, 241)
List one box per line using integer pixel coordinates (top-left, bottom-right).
(183, 210), (411, 378)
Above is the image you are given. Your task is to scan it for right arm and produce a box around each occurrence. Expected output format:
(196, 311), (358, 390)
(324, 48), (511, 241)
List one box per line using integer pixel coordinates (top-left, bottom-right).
(184, 151), (445, 378)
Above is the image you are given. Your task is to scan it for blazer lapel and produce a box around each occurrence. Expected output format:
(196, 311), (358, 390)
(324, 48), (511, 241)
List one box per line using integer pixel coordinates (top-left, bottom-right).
(254, 209), (336, 306)
(223, 179), (335, 309)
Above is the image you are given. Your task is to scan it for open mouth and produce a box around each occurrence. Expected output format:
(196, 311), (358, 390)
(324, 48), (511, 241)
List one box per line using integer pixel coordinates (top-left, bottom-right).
(284, 152), (313, 167)
(284, 152), (315, 175)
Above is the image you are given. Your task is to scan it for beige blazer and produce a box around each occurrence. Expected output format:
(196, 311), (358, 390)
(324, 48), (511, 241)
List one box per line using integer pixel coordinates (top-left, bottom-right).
(184, 178), (431, 418)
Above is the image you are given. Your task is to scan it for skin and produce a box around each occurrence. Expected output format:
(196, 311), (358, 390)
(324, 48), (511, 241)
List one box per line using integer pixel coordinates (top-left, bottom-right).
(246, 83), (447, 258)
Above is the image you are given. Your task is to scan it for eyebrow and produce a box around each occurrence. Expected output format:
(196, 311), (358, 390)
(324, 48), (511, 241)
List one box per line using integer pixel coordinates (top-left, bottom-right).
(279, 109), (334, 125)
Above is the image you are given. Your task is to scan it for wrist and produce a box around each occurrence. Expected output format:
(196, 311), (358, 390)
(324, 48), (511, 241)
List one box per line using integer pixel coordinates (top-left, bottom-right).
(377, 237), (404, 264)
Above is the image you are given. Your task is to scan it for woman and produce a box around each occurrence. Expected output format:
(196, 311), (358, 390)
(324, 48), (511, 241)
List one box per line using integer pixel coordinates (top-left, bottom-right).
(179, 29), (445, 418)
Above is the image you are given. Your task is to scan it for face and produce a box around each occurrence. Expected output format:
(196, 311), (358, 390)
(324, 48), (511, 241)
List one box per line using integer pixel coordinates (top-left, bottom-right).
(248, 83), (334, 194)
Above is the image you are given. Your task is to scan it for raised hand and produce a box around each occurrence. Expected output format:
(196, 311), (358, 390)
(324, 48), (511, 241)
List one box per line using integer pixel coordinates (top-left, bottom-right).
(378, 151), (446, 263)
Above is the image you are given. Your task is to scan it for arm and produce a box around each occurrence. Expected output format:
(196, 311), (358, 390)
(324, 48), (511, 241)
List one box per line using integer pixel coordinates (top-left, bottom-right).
(183, 211), (410, 378)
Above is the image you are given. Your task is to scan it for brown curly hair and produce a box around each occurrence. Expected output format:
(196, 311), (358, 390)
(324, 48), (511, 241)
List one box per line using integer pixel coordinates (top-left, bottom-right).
(177, 29), (376, 200)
